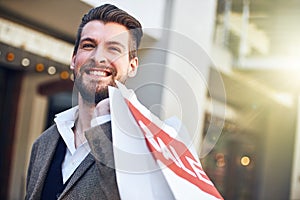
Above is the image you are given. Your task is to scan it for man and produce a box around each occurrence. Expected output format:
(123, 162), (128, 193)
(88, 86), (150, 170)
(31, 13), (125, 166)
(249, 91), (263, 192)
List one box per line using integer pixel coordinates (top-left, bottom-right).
(25, 4), (143, 200)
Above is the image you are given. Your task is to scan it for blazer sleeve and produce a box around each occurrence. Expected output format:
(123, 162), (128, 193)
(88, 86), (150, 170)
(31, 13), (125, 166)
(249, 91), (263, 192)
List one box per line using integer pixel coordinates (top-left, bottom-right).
(25, 140), (39, 199)
(84, 122), (120, 200)
(85, 121), (115, 168)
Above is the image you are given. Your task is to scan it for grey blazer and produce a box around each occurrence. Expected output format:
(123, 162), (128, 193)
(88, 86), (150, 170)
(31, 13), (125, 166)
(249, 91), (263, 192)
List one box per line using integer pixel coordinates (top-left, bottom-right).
(25, 122), (121, 200)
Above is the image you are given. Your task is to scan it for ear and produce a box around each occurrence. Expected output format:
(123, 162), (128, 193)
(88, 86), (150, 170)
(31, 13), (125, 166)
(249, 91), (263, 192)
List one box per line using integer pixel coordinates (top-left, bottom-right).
(70, 54), (76, 70)
(128, 57), (138, 77)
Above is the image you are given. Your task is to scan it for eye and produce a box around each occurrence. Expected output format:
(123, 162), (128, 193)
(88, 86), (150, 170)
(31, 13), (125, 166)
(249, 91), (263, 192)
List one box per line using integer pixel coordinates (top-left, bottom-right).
(108, 46), (122, 53)
(81, 43), (95, 50)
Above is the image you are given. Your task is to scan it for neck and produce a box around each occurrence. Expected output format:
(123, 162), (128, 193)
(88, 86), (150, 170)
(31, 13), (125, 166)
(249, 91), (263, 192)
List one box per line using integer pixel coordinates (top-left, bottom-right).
(74, 95), (95, 147)
(77, 96), (95, 131)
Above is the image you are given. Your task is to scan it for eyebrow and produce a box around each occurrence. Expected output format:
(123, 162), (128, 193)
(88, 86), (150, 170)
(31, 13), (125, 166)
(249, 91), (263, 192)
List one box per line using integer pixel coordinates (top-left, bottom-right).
(80, 37), (97, 44)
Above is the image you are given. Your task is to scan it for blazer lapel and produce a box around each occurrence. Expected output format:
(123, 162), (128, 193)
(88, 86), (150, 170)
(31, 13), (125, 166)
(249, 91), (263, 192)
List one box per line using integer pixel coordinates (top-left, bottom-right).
(30, 126), (60, 199)
(59, 154), (95, 198)
(59, 122), (115, 199)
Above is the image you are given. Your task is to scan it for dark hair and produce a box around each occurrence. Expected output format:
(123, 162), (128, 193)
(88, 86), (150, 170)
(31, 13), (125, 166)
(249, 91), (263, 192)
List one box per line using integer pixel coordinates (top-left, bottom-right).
(73, 4), (143, 59)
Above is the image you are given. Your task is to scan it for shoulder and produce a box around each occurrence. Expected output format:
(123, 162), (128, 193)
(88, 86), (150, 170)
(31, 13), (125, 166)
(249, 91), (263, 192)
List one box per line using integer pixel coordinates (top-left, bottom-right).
(28, 124), (60, 167)
(33, 124), (60, 147)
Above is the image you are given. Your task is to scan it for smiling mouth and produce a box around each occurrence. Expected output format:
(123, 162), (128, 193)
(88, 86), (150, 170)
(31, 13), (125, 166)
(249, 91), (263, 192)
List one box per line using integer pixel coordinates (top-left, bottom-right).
(85, 68), (113, 77)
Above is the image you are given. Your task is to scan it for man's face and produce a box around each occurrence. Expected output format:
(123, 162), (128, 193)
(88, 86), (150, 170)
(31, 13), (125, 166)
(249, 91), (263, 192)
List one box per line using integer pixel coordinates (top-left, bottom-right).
(71, 20), (138, 104)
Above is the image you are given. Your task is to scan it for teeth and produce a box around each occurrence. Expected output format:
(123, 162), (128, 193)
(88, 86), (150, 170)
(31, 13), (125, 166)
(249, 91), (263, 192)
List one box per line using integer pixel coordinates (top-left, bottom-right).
(89, 71), (107, 76)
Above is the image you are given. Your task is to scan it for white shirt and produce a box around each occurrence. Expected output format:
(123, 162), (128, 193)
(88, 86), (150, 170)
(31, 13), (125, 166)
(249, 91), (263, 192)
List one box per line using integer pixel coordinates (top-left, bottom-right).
(54, 106), (111, 184)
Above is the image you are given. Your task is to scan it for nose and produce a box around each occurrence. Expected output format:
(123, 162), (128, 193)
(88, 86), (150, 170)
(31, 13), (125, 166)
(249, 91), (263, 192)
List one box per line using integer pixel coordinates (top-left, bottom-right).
(92, 45), (107, 64)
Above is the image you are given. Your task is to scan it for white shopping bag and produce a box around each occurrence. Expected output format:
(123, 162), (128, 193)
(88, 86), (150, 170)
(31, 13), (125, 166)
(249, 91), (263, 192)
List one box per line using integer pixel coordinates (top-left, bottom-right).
(109, 82), (223, 200)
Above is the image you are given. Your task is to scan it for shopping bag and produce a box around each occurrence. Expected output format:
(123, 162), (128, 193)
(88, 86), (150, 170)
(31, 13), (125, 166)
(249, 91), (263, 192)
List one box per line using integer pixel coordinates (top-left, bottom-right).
(109, 81), (223, 200)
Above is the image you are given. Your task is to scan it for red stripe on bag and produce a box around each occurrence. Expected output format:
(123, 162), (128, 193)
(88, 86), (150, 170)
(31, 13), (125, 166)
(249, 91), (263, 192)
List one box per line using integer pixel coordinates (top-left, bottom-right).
(126, 100), (223, 200)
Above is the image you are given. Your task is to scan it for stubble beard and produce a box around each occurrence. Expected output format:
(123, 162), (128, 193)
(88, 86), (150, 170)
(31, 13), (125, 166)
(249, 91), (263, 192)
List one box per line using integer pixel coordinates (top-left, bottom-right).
(74, 63), (117, 105)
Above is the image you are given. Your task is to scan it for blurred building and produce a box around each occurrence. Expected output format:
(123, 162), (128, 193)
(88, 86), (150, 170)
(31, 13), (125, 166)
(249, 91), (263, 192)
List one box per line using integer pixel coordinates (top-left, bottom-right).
(0, 0), (299, 199)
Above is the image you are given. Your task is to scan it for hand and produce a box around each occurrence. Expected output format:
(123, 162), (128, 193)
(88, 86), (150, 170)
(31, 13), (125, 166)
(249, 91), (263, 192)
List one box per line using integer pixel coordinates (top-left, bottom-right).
(94, 98), (110, 117)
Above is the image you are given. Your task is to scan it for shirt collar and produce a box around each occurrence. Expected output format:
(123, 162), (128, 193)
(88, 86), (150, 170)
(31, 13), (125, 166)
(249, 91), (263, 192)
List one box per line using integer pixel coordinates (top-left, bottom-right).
(54, 106), (79, 154)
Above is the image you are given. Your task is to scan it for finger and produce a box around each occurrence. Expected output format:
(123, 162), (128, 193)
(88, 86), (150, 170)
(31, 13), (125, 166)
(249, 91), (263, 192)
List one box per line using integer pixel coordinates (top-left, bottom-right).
(94, 98), (110, 117)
